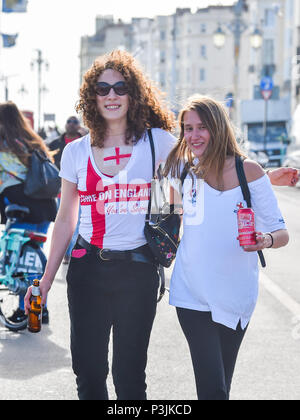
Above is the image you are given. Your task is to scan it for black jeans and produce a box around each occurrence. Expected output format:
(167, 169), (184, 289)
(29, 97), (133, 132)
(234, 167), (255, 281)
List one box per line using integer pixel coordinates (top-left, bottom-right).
(176, 308), (247, 400)
(66, 248), (159, 400)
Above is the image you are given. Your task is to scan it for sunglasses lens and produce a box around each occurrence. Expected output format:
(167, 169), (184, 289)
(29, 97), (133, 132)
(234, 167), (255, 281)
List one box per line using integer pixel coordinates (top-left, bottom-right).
(95, 83), (110, 96)
(95, 82), (128, 96)
(113, 82), (128, 96)
(67, 119), (79, 124)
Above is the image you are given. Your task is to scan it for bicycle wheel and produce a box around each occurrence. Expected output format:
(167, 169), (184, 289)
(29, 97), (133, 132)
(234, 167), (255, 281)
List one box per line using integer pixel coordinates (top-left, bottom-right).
(0, 242), (47, 332)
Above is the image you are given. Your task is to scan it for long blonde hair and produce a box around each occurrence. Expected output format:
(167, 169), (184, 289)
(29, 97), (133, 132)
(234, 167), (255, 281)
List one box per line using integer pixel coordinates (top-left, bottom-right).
(164, 95), (246, 189)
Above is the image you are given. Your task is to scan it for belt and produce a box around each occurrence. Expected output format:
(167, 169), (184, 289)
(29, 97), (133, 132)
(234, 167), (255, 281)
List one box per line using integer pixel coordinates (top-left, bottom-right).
(76, 235), (156, 265)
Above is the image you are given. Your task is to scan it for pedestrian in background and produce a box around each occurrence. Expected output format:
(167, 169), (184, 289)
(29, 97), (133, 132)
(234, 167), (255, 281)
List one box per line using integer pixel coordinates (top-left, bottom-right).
(48, 116), (87, 169)
(0, 101), (57, 324)
(164, 95), (289, 400)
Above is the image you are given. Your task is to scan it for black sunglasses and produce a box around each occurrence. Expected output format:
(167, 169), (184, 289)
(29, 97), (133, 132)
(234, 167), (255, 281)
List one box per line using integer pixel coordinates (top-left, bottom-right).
(67, 119), (79, 124)
(95, 81), (129, 97)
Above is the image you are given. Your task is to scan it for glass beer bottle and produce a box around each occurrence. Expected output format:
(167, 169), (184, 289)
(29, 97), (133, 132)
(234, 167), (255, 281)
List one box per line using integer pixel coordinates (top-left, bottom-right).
(28, 279), (42, 333)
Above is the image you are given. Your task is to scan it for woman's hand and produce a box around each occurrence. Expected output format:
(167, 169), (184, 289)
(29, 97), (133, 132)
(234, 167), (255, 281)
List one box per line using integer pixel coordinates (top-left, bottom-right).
(242, 232), (272, 252)
(24, 278), (52, 314)
(267, 167), (299, 187)
(243, 228), (289, 252)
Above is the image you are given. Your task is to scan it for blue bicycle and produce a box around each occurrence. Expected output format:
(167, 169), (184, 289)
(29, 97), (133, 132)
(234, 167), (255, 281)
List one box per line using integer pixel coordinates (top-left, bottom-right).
(0, 204), (47, 331)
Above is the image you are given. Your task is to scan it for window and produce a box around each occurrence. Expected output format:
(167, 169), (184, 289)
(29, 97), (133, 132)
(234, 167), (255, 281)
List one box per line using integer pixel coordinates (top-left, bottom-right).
(248, 122), (287, 143)
(160, 30), (166, 41)
(160, 51), (166, 63)
(264, 9), (275, 27)
(200, 68), (206, 82)
(200, 45), (207, 58)
(263, 39), (274, 65)
(200, 23), (206, 33)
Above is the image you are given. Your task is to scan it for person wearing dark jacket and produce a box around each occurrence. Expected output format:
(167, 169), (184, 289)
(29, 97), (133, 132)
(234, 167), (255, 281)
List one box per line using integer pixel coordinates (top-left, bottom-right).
(48, 116), (86, 169)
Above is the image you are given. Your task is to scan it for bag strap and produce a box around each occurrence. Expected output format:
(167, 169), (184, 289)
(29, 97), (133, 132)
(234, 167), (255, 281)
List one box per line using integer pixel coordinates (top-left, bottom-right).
(235, 156), (266, 268)
(146, 129), (155, 221)
(235, 156), (251, 207)
(180, 164), (189, 191)
(147, 128), (166, 302)
(148, 129), (155, 178)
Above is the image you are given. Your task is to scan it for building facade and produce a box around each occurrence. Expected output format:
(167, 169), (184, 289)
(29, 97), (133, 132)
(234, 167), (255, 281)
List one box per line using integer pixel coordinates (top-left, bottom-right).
(79, 15), (132, 84)
(79, 1), (299, 127)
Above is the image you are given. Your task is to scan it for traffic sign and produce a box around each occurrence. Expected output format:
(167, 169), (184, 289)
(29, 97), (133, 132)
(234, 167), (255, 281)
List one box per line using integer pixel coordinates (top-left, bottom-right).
(261, 90), (272, 100)
(260, 76), (273, 101)
(225, 92), (234, 108)
(260, 76), (273, 92)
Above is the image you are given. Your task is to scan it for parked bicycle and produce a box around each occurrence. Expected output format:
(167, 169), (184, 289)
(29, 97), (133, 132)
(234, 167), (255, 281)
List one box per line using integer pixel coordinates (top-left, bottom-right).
(0, 204), (47, 332)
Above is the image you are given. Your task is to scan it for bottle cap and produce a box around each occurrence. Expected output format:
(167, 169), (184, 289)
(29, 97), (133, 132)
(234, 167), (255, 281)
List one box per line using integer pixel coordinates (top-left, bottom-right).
(32, 279), (40, 297)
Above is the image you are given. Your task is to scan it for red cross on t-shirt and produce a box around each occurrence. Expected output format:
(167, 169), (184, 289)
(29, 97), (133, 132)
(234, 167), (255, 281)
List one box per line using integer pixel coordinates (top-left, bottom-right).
(103, 147), (132, 165)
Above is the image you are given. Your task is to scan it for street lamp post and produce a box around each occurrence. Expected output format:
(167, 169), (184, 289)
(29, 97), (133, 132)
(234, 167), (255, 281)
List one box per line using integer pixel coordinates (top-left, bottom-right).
(31, 49), (49, 131)
(0, 74), (17, 101)
(213, 0), (262, 125)
(170, 13), (177, 113)
(231, 2), (247, 126)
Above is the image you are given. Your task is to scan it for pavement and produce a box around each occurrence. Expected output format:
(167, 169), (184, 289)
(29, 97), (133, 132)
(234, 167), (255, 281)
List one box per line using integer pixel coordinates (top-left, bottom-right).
(1, 187), (300, 400)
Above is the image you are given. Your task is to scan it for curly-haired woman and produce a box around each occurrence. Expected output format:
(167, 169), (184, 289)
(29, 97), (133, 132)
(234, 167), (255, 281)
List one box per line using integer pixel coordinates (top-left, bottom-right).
(25, 50), (176, 400)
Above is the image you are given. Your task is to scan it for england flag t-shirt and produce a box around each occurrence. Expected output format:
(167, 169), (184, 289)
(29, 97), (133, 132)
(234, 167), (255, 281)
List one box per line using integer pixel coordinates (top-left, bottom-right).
(59, 129), (176, 250)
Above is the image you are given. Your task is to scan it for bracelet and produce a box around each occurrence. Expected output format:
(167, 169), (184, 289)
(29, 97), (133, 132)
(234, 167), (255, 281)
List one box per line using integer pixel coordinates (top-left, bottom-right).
(265, 233), (274, 248)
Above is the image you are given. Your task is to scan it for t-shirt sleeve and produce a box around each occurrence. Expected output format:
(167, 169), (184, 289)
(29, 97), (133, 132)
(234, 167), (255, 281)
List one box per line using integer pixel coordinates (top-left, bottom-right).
(249, 174), (287, 233)
(151, 128), (177, 168)
(59, 142), (77, 184)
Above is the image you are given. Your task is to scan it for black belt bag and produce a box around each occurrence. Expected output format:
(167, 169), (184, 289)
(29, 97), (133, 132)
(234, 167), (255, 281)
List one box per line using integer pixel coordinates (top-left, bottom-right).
(76, 235), (156, 265)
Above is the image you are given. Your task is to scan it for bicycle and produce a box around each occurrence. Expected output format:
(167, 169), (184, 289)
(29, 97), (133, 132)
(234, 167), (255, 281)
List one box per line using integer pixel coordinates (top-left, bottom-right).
(0, 204), (47, 332)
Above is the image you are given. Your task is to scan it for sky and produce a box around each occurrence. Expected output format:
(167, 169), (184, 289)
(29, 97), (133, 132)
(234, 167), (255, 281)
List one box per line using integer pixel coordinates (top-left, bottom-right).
(0, 0), (234, 131)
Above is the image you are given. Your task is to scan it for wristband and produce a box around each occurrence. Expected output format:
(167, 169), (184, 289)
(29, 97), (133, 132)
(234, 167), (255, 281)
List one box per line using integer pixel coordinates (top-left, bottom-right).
(265, 233), (274, 248)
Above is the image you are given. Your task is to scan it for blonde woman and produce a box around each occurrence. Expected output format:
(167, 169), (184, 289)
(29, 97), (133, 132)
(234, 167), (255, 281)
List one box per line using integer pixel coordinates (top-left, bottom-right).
(164, 95), (290, 400)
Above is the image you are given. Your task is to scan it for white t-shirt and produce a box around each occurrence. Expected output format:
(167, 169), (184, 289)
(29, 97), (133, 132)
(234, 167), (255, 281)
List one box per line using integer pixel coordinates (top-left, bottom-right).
(169, 171), (286, 330)
(59, 129), (176, 250)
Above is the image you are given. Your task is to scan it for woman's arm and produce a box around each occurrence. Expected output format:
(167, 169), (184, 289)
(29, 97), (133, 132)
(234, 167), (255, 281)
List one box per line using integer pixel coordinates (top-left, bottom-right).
(243, 159), (299, 186)
(267, 167), (299, 187)
(242, 160), (289, 252)
(24, 178), (79, 311)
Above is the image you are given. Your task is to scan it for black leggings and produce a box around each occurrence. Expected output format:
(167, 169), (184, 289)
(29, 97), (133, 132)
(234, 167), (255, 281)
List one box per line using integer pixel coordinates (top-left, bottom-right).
(66, 249), (159, 400)
(176, 308), (247, 400)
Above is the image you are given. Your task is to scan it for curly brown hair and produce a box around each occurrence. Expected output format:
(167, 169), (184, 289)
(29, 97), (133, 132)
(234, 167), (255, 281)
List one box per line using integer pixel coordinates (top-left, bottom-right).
(76, 49), (175, 147)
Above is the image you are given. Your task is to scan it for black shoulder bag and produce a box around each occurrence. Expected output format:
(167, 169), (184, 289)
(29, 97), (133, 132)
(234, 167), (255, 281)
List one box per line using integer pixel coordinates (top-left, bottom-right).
(144, 129), (187, 269)
(144, 129), (187, 301)
(235, 156), (266, 268)
(24, 149), (61, 200)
